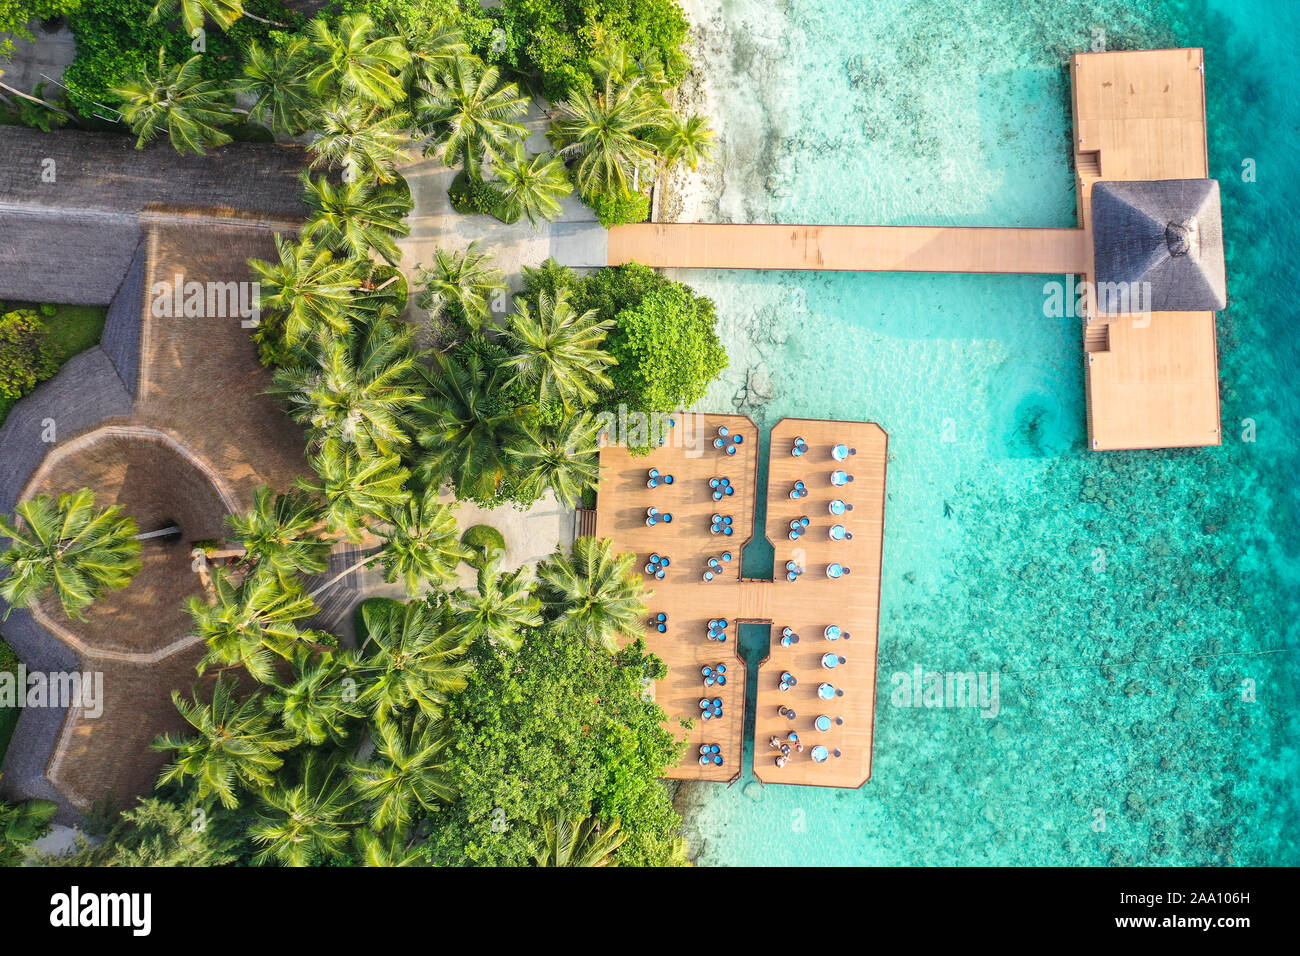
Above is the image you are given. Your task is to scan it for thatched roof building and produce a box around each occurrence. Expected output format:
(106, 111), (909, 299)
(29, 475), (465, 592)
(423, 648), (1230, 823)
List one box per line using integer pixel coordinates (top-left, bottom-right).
(0, 131), (313, 820)
(1090, 179), (1227, 313)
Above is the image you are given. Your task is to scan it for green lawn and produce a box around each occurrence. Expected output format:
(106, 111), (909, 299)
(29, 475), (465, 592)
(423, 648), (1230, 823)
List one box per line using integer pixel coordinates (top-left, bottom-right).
(0, 302), (107, 427)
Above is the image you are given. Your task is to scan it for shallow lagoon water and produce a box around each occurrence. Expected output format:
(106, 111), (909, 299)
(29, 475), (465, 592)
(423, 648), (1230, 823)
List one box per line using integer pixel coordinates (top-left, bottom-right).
(675, 0), (1299, 865)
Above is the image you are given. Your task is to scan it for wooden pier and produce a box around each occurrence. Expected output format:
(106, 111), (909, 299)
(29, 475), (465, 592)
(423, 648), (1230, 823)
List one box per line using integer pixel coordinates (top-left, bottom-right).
(594, 414), (886, 788)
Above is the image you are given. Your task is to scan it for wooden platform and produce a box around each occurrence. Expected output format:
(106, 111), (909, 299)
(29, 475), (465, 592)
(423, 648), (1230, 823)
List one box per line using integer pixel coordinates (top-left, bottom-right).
(608, 223), (1089, 274)
(593, 414), (887, 788)
(1071, 48), (1222, 451)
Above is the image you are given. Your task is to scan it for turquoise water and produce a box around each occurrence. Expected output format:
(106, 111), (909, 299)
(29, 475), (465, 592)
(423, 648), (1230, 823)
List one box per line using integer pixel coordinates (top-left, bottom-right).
(675, 0), (1299, 865)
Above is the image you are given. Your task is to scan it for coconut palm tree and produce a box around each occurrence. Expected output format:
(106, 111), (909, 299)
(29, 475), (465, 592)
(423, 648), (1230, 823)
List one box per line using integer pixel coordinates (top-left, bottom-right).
(655, 112), (716, 172)
(413, 350), (522, 501)
(548, 69), (665, 199)
(148, 0), (285, 34)
(225, 486), (330, 582)
(0, 790), (56, 867)
(271, 318), (422, 459)
(501, 291), (615, 408)
(249, 235), (365, 347)
(353, 598), (471, 727)
(192, 565), (330, 683)
(353, 827), (421, 866)
(416, 241), (505, 331)
(535, 537), (646, 653)
(404, 23), (469, 99)
(531, 812), (626, 867)
(301, 174), (413, 265)
(113, 48), (236, 156)
(238, 37), (313, 136)
(450, 554), (540, 653)
(248, 752), (355, 866)
(493, 143), (573, 227)
(299, 440), (412, 539)
(154, 676), (294, 809)
(372, 487), (469, 596)
(0, 489), (141, 622)
(309, 101), (412, 185)
(506, 413), (603, 507)
(265, 647), (365, 747)
(306, 14), (410, 108)
(417, 55), (528, 181)
(348, 719), (456, 831)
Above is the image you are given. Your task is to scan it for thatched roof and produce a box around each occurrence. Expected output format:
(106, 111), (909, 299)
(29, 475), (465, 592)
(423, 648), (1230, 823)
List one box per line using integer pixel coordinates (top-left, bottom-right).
(0, 127), (310, 305)
(1091, 179), (1227, 313)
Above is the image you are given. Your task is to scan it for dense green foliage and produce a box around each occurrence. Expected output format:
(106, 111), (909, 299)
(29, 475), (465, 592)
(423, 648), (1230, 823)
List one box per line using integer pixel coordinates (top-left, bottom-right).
(0, 309), (58, 399)
(421, 629), (684, 866)
(0, 787), (56, 865)
(0, 0), (82, 57)
(483, 0), (689, 102)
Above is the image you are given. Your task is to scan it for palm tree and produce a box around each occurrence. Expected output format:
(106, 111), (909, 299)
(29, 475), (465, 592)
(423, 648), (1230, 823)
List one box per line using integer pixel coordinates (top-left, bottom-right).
(348, 719), (456, 831)
(416, 242), (505, 331)
(148, 0), (285, 34)
(0, 789), (56, 866)
(248, 753), (355, 866)
(271, 318), (422, 459)
(306, 14), (410, 108)
(450, 554), (540, 653)
(372, 487), (469, 596)
(192, 565), (330, 683)
(113, 48), (235, 156)
(417, 55), (528, 181)
(535, 537), (645, 653)
(353, 827), (421, 866)
(301, 174), (413, 265)
(299, 440), (411, 539)
(506, 413), (603, 507)
(249, 235), (364, 347)
(493, 143), (573, 227)
(0, 490), (141, 621)
(225, 486), (329, 581)
(548, 70), (664, 198)
(655, 112), (716, 172)
(153, 676), (294, 809)
(413, 350), (522, 501)
(501, 291), (615, 408)
(532, 812), (626, 867)
(353, 598), (471, 726)
(404, 23), (469, 98)
(265, 647), (365, 746)
(309, 101), (412, 185)
(238, 38), (313, 136)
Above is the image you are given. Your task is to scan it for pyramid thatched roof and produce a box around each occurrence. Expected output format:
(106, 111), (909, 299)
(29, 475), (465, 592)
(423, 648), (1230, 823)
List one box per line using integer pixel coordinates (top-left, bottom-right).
(1091, 179), (1227, 313)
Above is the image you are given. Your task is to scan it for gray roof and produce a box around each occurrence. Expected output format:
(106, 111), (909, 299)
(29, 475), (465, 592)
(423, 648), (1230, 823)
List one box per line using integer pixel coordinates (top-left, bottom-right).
(1091, 179), (1227, 313)
(0, 127), (310, 305)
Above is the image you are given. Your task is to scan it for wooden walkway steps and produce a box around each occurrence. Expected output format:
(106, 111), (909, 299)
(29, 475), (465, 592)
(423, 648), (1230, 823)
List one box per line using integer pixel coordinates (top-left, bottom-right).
(607, 223), (1089, 274)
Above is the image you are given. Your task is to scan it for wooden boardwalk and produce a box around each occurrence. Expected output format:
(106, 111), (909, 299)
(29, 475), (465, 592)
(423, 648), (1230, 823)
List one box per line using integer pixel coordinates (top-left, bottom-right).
(1071, 48), (1222, 451)
(608, 223), (1089, 274)
(594, 414), (886, 788)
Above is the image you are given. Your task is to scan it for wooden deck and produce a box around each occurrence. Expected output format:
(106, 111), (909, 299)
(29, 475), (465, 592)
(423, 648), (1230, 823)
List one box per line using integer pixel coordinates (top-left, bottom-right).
(1071, 48), (1222, 451)
(593, 414), (887, 788)
(608, 223), (1089, 274)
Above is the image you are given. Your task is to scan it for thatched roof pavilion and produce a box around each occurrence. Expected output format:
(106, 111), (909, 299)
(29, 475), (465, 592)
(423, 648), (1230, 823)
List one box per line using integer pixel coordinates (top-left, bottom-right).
(1090, 179), (1227, 314)
(0, 131), (312, 819)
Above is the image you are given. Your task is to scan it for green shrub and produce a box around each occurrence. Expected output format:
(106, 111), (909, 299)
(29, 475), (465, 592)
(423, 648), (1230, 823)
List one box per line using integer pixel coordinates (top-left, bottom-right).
(587, 188), (650, 228)
(448, 169), (509, 219)
(483, 0), (690, 101)
(0, 310), (58, 400)
(0, 1), (83, 58)
(39, 303), (57, 317)
(462, 524), (507, 568)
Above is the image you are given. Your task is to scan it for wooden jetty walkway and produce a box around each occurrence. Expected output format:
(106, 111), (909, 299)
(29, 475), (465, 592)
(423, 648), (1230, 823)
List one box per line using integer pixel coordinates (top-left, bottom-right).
(606, 48), (1223, 453)
(594, 414), (886, 789)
